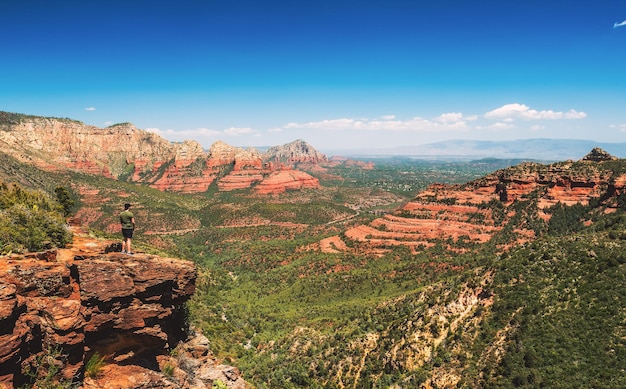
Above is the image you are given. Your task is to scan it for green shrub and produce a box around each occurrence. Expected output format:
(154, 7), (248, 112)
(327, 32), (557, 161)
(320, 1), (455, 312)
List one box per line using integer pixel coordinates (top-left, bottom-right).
(161, 363), (175, 377)
(54, 186), (76, 217)
(85, 352), (106, 378)
(19, 346), (77, 389)
(0, 181), (72, 254)
(0, 204), (71, 253)
(212, 380), (228, 389)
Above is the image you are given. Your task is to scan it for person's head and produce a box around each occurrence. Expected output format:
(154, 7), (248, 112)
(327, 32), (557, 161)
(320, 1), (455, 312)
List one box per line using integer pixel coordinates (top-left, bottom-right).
(124, 203), (131, 210)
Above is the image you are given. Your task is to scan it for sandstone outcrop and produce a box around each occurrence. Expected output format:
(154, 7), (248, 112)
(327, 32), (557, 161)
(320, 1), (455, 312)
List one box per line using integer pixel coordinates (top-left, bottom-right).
(0, 112), (323, 195)
(0, 230), (246, 388)
(255, 169), (321, 194)
(582, 147), (618, 162)
(328, 152), (626, 254)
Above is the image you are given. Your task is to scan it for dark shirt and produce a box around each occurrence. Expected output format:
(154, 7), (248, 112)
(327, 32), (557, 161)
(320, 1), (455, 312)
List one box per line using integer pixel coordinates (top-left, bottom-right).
(120, 210), (134, 229)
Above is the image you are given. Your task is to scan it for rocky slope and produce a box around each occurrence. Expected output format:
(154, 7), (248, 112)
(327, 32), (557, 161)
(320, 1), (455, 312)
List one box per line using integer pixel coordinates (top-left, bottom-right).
(0, 112), (322, 195)
(322, 148), (626, 254)
(264, 139), (327, 164)
(0, 228), (246, 388)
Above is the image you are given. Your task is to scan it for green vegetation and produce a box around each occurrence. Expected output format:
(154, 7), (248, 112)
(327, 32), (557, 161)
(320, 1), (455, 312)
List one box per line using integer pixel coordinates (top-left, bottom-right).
(177, 160), (626, 387)
(0, 111), (82, 131)
(84, 352), (106, 378)
(2, 151), (626, 387)
(54, 186), (77, 217)
(106, 122), (133, 128)
(212, 380), (229, 389)
(0, 181), (72, 253)
(317, 157), (524, 196)
(161, 362), (175, 377)
(19, 346), (78, 389)
(481, 223), (626, 388)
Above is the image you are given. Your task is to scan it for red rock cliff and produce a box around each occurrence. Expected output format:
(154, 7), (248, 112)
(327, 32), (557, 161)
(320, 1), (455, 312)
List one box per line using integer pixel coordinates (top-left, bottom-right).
(0, 231), (246, 388)
(0, 112), (322, 195)
(336, 152), (626, 255)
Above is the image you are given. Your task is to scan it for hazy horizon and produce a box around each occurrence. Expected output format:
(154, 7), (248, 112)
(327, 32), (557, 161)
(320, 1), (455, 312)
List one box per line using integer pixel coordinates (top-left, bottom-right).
(1, 1), (625, 150)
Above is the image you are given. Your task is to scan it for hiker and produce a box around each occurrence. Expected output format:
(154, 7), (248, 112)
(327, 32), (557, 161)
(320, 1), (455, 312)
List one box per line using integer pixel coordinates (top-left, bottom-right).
(119, 203), (136, 255)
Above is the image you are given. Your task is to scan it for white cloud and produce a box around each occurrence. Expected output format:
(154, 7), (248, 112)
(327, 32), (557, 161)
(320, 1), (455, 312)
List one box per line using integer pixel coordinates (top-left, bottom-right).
(146, 127), (165, 134)
(147, 127), (220, 138)
(487, 122), (515, 131)
(223, 127), (258, 136)
(434, 112), (463, 124)
(277, 106), (582, 137)
(484, 103), (586, 120)
(141, 103), (595, 149)
(281, 114), (473, 133)
(614, 20), (626, 28)
(146, 126), (260, 146)
(85, 107), (96, 111)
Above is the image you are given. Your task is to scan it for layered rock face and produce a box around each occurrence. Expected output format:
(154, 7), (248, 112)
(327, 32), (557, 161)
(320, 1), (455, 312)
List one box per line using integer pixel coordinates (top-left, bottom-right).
(0, 232), (246, 388)
(333, 151), (626, 254)
(0, 116), (184, 178)
(254, 169), (322, 194)
(0, 112), (321, 195)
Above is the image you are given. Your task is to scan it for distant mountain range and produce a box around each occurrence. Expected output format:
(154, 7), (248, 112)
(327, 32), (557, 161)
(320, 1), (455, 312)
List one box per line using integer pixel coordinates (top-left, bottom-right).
(0, 111), (331, 194)
(325, 139), (626, 161)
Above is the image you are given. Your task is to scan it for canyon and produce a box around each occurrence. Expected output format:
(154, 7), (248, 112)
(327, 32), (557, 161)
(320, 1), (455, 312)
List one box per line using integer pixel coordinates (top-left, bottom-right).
(2, 110), (625, 387)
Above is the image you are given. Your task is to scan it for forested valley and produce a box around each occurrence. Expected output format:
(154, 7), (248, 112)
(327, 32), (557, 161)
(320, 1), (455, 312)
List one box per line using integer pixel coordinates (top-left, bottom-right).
(1, 151), (625, 388)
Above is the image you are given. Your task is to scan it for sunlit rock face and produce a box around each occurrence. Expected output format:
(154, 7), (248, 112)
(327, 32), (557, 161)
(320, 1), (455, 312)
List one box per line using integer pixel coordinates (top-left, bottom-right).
(264, 139), (328, 165)
(0, 231), (249, 388)
(336, 150), (626, 254)
(0, 113), (324, 194)
(254, 169), (321, 194)
(0, 234), (194, 387)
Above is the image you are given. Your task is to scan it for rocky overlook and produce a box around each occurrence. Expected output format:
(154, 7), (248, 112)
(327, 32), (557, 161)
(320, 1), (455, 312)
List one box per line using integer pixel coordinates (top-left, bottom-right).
(0, 112), (322, 195)
(0, 229), (246, 388)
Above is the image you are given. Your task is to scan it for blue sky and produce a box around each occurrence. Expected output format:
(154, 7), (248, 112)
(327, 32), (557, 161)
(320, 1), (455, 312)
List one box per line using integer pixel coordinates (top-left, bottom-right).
(1, 0), (625, 153)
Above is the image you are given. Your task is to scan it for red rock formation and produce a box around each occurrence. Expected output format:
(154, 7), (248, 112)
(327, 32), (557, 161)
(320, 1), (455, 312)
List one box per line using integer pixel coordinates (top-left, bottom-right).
(255, 169), (321, 194)
(0, 230), (247, 388)
(330, 155), (626, 255)
(218, 171), (265, 191)
(0, 113), (329, 195)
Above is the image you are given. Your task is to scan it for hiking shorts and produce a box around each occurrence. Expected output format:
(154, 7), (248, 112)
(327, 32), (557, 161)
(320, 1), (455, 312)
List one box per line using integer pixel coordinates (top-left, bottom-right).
(122, 228), (134, 239)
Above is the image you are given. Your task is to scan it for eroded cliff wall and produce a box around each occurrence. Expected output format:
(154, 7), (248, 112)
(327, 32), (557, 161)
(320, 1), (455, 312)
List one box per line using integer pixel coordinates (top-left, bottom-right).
(0, 112), (322, 194)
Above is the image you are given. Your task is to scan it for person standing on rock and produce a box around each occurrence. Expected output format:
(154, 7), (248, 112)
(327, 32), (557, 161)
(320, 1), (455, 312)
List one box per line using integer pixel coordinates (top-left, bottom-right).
(119, 203), (135, 255)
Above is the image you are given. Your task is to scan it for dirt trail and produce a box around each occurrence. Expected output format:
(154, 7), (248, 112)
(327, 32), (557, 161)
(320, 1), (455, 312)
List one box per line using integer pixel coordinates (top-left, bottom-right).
(56, 225), (116, 263)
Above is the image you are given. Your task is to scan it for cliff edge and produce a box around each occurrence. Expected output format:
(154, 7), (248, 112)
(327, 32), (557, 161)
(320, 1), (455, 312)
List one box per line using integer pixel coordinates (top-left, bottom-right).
(0, 229), (246, 388)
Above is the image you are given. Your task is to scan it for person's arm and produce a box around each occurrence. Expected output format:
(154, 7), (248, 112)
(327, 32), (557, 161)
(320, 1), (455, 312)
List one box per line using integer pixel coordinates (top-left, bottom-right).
(131, 217), (136, 229)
